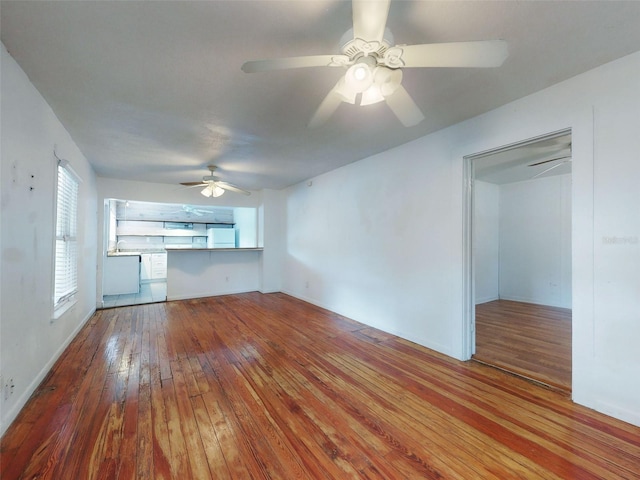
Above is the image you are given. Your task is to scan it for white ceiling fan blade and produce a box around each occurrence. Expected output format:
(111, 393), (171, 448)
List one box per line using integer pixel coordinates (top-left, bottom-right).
(241, 55), (348, 73)
(352, 0), (390, 43)
(532, 160), (571, 179)
(384, 85), (425, 127)
(397, 40), (508, 68)
(528, 154), (571, 167)
(308, 79), (346, 128)
(216, 182), (251, 196)
(180, 181), (207, 187)
(193, 209), (217, 216)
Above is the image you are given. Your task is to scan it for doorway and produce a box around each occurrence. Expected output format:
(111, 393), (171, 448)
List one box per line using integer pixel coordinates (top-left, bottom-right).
(466, 129), (572, 392)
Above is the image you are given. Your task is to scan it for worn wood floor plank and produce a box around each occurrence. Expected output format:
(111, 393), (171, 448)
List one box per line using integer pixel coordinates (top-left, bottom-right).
(2, 293), (639, 479)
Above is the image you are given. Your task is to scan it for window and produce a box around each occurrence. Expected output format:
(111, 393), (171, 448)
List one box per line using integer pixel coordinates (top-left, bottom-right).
(53, 159), (79, 314)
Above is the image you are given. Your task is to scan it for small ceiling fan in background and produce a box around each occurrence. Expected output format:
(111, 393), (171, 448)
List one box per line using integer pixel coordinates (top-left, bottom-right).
(528, 144), (572, 179)
(180, 165), (251, 197)
(242, 0), (509, 128)
(175, 205), (208, 216)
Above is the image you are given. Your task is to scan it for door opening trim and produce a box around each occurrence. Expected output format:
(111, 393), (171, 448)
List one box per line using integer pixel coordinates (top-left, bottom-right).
(461, 128), (572, 360)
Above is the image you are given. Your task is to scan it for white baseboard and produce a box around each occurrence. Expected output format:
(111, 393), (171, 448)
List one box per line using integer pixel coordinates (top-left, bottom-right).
(280, 289), (455, 359)
(475, 295), (500, 305)
(498, 294), (570, 309)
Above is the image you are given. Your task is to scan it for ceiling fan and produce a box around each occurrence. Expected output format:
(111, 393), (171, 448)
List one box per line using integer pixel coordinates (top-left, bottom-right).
(176, 205), (209, 216)
(528, 146), (572, 179)
(180, 165), (251, 197)
(241, 0), (509, 128)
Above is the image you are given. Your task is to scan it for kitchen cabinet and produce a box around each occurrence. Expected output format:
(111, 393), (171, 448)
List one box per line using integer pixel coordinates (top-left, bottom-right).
(141, 254), (152, 281)
(151, 253), (167, 279)
(104, 255), (140, 295)
(141, 253), (167, 281)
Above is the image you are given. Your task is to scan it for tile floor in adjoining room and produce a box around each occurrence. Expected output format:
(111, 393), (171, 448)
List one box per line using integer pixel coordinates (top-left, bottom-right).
(102, 281), (167, 308)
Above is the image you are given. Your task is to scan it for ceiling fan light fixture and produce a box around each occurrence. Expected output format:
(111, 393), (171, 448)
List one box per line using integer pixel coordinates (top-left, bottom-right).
(360, 66), (402, 106)
(200, 183), (225, 198)
(334, 77), (358, 104)
(344, 63), (374, 94)
(378, 67), (402, 96)
(360, 85), (385, 106)
(353, 64), (368, 81)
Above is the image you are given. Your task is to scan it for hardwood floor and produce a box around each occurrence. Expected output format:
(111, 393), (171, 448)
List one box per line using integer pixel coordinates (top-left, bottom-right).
(2, 293), (639, 479)
(474, 300), (572, 392)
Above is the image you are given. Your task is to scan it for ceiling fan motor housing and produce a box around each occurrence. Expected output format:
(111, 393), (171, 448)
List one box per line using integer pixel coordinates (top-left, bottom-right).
(339, 27), (395, 60)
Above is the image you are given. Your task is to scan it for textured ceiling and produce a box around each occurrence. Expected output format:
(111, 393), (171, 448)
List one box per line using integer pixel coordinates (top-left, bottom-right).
(2, 1), (640, 192)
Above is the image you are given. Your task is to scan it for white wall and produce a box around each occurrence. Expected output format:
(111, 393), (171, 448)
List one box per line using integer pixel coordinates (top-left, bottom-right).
(499, 175), (572, 307)
(234, 207), (258, 248)
(474, 180), (500, 303)
(260, 189), (285, 293)
(284, 128), (458, 356)
(0, 44), (98, 435)
(282, 51), (640, 426)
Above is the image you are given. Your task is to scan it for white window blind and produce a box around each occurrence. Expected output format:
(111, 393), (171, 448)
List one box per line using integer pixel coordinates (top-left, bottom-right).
(54, 161), (79, 309)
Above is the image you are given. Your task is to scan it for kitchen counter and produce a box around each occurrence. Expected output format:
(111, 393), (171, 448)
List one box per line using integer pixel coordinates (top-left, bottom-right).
(165, 247), (263, 252)
(107, 249), (166, 257)
(165, 248), (262, 301)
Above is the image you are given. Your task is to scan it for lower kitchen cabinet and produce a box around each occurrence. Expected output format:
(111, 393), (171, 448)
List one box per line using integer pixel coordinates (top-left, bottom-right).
(141, 253), (167, 281)
(104, 255), (140, 295)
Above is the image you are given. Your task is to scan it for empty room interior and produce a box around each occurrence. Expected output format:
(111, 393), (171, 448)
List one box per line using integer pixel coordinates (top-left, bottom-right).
(471, 132), (574, 393)
(1, 1), (639, 478)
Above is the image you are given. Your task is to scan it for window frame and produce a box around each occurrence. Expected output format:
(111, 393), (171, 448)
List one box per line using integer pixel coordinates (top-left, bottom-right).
(52, 157), (80, 319)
